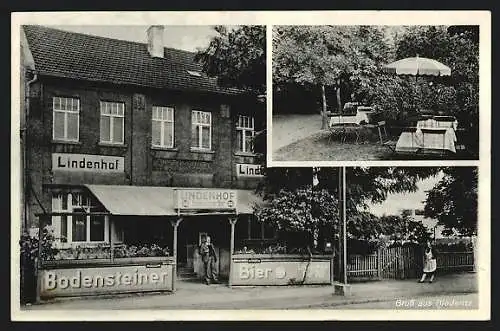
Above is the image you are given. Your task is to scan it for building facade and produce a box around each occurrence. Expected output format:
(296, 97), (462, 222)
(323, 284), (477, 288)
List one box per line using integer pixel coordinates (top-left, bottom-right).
(21, 25), (269, 274)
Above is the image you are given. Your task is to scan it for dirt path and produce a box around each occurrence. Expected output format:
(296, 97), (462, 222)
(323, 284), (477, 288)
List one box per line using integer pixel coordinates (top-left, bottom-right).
(271, 114), (323, 152)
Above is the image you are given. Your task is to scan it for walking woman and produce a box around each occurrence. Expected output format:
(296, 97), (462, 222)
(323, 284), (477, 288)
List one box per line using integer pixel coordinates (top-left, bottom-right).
(419, 240), (437, 283)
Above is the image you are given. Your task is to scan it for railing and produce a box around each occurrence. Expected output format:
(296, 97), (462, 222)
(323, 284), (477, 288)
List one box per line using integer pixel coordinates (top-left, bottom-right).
(347, 249), (475, 280)
(347, 254), (379, 279)
(437, 251), (474, 272)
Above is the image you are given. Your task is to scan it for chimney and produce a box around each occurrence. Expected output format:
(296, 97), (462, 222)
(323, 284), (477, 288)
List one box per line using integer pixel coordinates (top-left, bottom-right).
(147, 25), (164, 58)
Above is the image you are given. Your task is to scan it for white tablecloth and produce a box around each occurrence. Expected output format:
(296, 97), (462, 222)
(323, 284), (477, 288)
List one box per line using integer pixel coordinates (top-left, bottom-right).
(396, 127), (457, 153)
(329, 111), (373, 126)
(417, 118), (458, 131)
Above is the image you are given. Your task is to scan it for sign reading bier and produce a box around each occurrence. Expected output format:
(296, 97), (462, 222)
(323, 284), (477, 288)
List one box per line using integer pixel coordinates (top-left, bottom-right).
(177, 189), (237, 210)
(231, 260), (331, 286)
(236, 163), (264, 178)
(52, 153), (124, 173)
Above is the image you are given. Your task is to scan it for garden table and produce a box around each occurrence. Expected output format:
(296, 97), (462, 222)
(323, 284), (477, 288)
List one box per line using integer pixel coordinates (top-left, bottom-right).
(417, 116), (458, 131)
(329, 110), (374, 127)
(395, 127), (457, 154)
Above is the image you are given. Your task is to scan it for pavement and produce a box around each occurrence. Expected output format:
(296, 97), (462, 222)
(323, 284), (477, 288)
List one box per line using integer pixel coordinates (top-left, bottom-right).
(333, 293), (478, 309)
(23, 272), (477, 310)
(271, 113), (323, 152)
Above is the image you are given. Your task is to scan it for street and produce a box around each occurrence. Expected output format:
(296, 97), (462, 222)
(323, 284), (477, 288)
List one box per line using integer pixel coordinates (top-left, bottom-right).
(22, 273), (477, 310)
(319, 293), (478, 309)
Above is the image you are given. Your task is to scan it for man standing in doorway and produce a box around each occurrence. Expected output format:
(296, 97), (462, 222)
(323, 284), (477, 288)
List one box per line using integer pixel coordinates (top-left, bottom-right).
(200, 236), (218, 285)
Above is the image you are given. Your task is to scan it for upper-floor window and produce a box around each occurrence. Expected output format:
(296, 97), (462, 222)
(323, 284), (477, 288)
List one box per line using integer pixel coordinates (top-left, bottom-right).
(53, 97), (79, 142)
(191, 110), (211, 150)
(100, 101), (124, 144)
(236, 115), (255, 153)
(152, 106), (174, 148)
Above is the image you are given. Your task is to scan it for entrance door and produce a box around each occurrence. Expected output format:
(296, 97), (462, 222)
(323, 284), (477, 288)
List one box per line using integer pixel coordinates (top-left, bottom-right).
(176, 216), (231, 281)
(186, 232), (206, 269)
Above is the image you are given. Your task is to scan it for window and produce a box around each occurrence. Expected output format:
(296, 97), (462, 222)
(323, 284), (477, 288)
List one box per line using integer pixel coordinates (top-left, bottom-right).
(100, 101), (124, 144)
(53, 97), (79, 141)
(247, 216), (274, 239)
(236, 115), (255, 153)
(60, 216), (68, 242)
(90, 216), (105, 241)
(152, 106), (174, 148)
(52, 192), (108, 244)
(72, 209), (87, 242)
(191, 110), (211, 150)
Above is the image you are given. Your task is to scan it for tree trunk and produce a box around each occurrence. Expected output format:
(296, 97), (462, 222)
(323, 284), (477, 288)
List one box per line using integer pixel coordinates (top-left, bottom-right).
(321, 84), (328, 130)
(336, 79), (342, 114)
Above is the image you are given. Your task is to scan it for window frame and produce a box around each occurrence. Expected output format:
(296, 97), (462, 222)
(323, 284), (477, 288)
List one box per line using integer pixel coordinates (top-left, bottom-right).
(52, 96), (80, 142)
(247, 215), (275, 240)
(52, 192), (109, 245)
(236, 115), (255, 153)
(100, 101), (125, 144)
(152, 106), (175, 148)
(191, 110), (212, 150)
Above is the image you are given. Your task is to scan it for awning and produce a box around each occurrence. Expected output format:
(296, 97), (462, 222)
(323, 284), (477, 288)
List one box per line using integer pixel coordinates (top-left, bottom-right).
(84, 185), (263, 216)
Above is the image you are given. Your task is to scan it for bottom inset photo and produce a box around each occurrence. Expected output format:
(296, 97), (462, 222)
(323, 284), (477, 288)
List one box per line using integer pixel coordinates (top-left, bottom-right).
(21, 167), (478, 311)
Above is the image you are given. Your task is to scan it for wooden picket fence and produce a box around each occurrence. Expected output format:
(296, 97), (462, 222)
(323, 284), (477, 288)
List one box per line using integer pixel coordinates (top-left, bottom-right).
(347, 246), (474, 280)
(347, 253), (378, 279)
(436, 251), (474, 272)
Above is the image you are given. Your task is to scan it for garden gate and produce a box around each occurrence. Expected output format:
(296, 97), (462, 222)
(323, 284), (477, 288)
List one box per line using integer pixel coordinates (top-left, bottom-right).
(378, 245), (421, 280)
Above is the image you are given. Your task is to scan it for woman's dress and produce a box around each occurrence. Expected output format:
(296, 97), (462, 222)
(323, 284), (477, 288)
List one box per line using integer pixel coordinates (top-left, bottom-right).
(423, 249), (437, 273)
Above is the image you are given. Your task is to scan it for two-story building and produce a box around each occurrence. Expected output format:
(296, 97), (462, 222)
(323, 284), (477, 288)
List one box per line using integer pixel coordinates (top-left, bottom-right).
(21, 25), (271, 279)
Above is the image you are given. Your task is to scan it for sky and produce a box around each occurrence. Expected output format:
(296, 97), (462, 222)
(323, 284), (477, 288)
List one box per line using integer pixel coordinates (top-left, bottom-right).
(51, 25), (219, 52)
(367, 172), (445, 235)
(367, 171), (443, 218)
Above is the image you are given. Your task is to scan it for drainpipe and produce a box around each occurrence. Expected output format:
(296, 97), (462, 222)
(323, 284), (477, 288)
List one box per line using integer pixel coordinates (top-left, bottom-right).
(24, 71), (38, 231)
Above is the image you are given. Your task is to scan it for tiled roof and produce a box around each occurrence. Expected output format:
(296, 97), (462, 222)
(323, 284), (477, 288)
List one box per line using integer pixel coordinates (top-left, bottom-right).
(22, 25), (242, 96)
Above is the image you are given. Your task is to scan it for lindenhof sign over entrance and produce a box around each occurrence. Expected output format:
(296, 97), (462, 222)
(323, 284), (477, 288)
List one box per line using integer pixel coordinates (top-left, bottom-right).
(176, 189), (237, 210)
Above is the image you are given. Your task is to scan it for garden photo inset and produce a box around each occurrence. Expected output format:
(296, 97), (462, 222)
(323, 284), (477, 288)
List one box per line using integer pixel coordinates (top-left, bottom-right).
(271, 25), (479, 161)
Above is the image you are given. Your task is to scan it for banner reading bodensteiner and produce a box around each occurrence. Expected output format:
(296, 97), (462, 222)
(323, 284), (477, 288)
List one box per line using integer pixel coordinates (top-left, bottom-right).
(40, 264), (173, 298)
(176, 189), (237, 210)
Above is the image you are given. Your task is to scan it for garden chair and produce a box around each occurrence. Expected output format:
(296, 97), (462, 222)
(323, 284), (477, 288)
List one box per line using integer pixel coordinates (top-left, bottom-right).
(376, 121), (396, 152)
(376, 121), (389, 145)
(328, 124), (346, 143)
(340, 123), (362, 144)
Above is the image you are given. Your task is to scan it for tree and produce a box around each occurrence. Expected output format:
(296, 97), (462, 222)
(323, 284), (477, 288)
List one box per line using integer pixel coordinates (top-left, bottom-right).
(254, 167), (440, 249)
(394, 26), (479, 156)
(424, 167), (478, 236)
(315, 167), (440, 210)
(195, 25), (266, 95)
(377, 214), (432, 244)
(273, 26), (393, 129)
(273, 26), (354, 129)
(255, 185), (338, 248)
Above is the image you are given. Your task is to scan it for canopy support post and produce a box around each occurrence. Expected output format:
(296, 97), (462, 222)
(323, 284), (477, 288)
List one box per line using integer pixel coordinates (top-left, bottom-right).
(108, 215), (113, 262)
(170, 218), (182, 291)
(228, 216), (238, 288)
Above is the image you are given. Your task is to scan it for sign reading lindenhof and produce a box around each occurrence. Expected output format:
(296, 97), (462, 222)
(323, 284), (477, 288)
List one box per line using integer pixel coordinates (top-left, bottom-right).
(52, 153), (125, 173)
(176, 189), (237, 210)
(236, 163), (264, 177)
